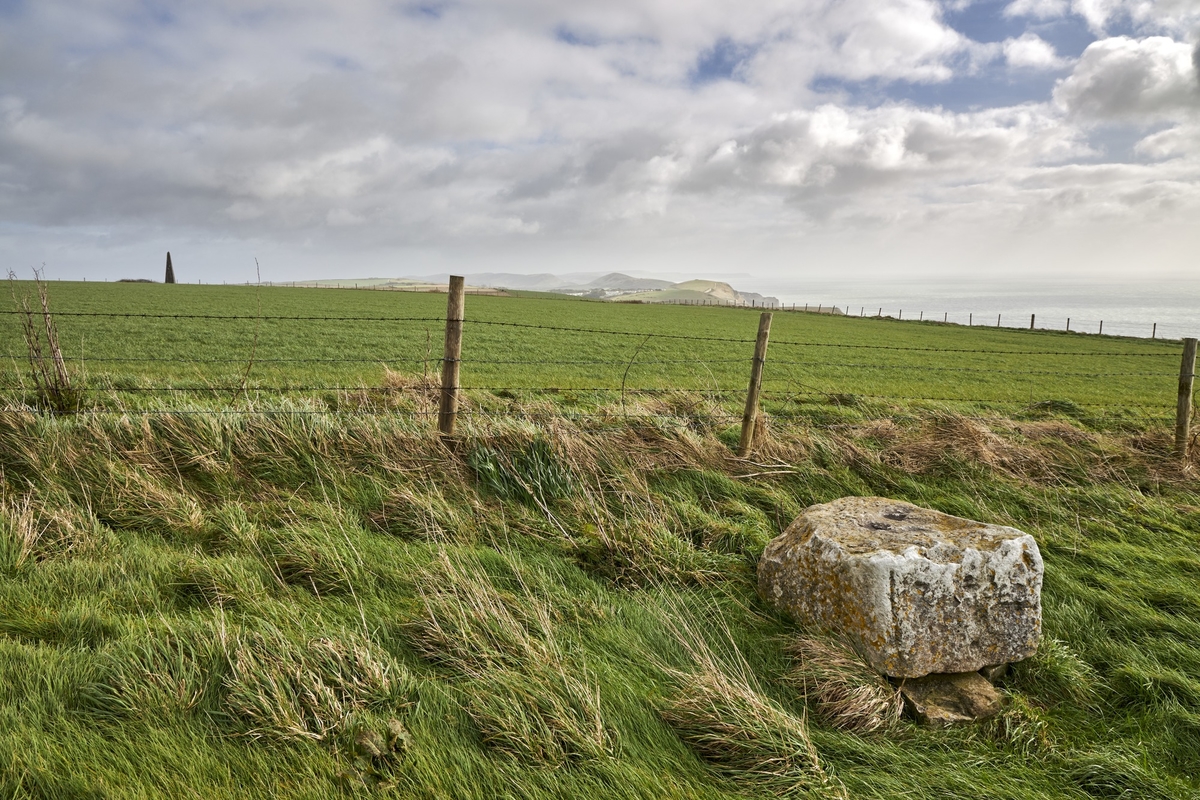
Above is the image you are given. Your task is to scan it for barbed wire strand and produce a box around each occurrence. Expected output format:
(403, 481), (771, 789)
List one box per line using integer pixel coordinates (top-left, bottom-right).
(2, 308), (1177, 355)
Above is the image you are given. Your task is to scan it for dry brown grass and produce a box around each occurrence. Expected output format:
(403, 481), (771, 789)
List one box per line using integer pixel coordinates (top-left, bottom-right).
(0, 491), (104, 567)
(784, 635), (903, 734)
(882, 412), (1049, 479)
(338, 367), (441, 413)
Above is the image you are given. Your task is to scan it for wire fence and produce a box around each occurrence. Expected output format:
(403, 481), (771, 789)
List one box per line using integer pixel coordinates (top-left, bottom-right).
(1, 295), (1193, 440)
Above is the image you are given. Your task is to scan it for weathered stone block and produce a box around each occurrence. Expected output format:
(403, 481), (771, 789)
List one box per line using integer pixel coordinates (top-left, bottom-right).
(900, 671), (1002, 727)
(758, 497), (1042, 678)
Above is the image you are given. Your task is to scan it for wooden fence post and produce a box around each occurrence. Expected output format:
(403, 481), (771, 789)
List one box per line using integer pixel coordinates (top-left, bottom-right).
(1175, 337), (1197, 462)
(438, 276), (465, 437)
(738, 312), (773, 457)
(1030, 314), (1035, 330)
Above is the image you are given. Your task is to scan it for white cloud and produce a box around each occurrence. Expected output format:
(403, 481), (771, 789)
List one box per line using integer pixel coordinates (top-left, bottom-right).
(1004, 33), (1070, 70)
(1055, 36), (1199, 119)
(0, 0), (1197, 280)
(1003, 0), (1071, 20)
(1005, 0), (1200, 35)
(1134, 123), (1199, 158)
(1070, 0), (1200, 34)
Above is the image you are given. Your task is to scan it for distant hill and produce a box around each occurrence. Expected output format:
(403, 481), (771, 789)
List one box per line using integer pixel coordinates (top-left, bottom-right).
(300, 271), (783, 307)
(580, 273), (675, 292)
(470, 272), (781, 307)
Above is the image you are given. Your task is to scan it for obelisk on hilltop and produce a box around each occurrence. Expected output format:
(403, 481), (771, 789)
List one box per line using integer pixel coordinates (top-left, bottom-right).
(165, 252), (175, 284)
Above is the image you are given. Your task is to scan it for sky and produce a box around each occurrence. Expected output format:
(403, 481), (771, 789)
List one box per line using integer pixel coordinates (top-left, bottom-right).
(1, 0), (1199, 285)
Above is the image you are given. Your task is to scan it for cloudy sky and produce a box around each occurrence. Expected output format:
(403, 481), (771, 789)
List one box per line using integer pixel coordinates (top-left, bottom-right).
(1, 0), (1198, 284)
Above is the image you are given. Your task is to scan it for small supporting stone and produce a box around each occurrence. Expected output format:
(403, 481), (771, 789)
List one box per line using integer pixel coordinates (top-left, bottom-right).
(979, 663), (1009, 683)
(900, 672), (1002, 727)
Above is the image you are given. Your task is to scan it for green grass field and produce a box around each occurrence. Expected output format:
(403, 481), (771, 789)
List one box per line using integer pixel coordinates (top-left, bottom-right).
(0, 281), (1186, 424)
(2, 280), (1199, 799)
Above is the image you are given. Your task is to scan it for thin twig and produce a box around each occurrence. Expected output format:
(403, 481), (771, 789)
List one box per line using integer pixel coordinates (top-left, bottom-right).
(621, 334), (652, 419)
(231, 258), (263, 405)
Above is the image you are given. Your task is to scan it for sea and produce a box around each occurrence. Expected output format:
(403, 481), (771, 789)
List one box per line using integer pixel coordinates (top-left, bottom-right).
(757, 278), (1200, 342)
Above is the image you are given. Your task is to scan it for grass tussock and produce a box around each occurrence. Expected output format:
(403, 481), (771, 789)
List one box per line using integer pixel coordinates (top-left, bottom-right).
(1007, 637), (1102, 708)
(88, 459), (206, 538)
(784, 635), (902, 734)
(223, 627), (408, 745)
(0, 491), (105, 569)
(409, 551), (615, 764)
(879, 412), (1049, 479)
(95, 621), (214, 719)
(259, 523), (364, 596)
(171, 556), (269, 609)
(658, 608), (843, 796)
(364, 480), (478, 541)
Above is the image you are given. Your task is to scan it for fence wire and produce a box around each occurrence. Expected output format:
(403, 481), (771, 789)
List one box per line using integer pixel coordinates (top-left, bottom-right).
(3, 303), (1187, 427)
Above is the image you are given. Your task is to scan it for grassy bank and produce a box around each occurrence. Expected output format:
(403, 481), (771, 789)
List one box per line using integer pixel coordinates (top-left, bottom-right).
(1, 392), (1199, 798)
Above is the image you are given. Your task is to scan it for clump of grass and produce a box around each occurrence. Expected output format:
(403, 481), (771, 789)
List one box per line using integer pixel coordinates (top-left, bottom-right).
(92, 620), (214, 720)
(201, 501), (260, 552)
(338, 367), (439, 414)
(85, 458), (205, 538)
(468, 437), (574, 506)
(409, 551), (615, 764)
(1007, 638), (1101, 708)
(1063, 748), (1177, 800)
(882, 412), (1047, 480)
(0, 492), (106, 570)
(979, 691), (1052, 756)
(658, 608), (842, 796)
(222, 626), (409, 745)
(364, 481), (474, 541)
(565, 453), (763, 587)
(569, 480), (740, 587)
(259, 524), (364, 597)
(171, 556), (269, 609)
(783, 635), (902, 734)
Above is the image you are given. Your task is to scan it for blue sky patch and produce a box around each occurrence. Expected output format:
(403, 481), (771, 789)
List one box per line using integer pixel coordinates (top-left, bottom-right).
(944, 0), (1027, 43)
(555, 26), (600, 47)
(690, 37), (755, 85)
(812, 68), (1062, 112)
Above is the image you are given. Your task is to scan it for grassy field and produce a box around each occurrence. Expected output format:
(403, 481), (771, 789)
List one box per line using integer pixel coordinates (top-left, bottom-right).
(0, 280), (1186, 422)
(1, 281), (1199, 799)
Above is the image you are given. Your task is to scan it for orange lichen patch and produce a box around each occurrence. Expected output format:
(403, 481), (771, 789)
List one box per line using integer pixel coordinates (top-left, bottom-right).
(791, 500), (1017, 556)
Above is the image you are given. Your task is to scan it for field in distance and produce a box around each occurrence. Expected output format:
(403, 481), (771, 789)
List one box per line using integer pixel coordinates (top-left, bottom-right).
(0, 280), (1184, 420)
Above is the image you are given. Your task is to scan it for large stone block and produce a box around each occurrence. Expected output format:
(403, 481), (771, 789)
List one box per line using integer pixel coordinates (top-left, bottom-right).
(758, 497), (1042, 678)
